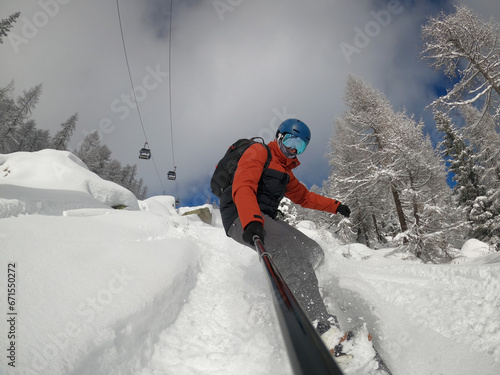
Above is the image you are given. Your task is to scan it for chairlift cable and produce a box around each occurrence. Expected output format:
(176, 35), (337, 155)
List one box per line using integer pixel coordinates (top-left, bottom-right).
(116, 0), (148, 143)
(115, 0), (166, 193)
(167, 0), (180, 202)
(168, 0), (176, 168)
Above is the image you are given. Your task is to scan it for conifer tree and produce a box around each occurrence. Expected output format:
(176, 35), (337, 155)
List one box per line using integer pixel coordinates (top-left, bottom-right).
(75, 131), (111, 176)
(104, 159), (123, 184)
(51, 113), (78, 150)
(29, 128), (51, 151)
(422, 5), (500, 120)
(435, 110), (484, 212)
(15, 119), (37, 151)
(460, 105), (500, 188)
(75, 133), (148, 199)
(0, 12), (20, 44)
(460, 106), (500, 247)
(0, 80), (149, 199)
(0, 81), (15, 123)
(0, 84), (42, 153)
(423, 6), (500, 249)
(329, 75), (460, 261)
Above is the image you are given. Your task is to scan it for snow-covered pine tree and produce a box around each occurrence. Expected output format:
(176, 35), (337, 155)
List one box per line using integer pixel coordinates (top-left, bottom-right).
(119, 164), (138, 190)
(104, 159), (123, 185)
(460, 106), (500, 248)
(394, 114), (461, 261)
(435, 110), (483, 231)
(119, 164), (148, 199)
(328, 75), (460, 261)
(470, 191), (500, 250)
(327, 115), (382, 247)
(75, 131), (112, 176)
(328, 75), (409, 248)
(422, 5), (500, 250)
(461, 105), (500, 188)
(277, 197), (298, 226)
(51, 113), (78, 150)
(422, 5), (500, 120)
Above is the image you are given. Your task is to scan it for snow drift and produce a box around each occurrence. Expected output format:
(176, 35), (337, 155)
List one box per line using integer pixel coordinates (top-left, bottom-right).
(1, 150), (499, 375)
(0, 150), (139, 217)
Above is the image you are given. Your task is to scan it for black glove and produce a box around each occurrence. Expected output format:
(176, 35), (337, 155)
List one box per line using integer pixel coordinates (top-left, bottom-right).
(337, 203), (351, 218)
(242, 221), (265, 245)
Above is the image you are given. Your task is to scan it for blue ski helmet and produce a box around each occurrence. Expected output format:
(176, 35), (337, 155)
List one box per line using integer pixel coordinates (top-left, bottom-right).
(276, 119), (311, 143)
(276, 119), (311, 156)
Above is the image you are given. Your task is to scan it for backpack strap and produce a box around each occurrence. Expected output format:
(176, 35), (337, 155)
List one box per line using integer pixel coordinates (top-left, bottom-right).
(249, 137), (272, 172)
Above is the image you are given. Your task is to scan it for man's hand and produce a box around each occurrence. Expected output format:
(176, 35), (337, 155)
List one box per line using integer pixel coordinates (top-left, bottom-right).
(337, 203), (351, 218)
(243, 221), (266, 245)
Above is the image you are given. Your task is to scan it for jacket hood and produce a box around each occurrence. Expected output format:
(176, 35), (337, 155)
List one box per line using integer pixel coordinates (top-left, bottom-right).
(269, 140), (300, 170)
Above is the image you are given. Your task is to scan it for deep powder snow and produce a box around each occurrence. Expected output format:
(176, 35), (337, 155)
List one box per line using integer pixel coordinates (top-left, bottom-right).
(1, 150), (499, 375)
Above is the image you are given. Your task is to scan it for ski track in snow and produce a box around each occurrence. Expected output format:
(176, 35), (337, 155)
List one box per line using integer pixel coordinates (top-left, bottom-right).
(139, 221), (292, 375)
(310, 234), (500, 375)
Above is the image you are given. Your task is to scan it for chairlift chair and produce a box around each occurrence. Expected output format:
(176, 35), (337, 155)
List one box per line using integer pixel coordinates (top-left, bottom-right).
(139, 142), (151, 160)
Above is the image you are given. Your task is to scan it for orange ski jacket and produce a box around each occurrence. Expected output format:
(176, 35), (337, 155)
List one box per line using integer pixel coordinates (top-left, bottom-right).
(221, 139), (341, 233)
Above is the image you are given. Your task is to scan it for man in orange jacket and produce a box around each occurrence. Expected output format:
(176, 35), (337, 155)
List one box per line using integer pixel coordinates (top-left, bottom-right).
(220, 118), (350, 335)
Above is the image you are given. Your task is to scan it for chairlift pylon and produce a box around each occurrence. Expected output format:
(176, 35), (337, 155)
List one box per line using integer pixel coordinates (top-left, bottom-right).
(167, 166), (176, 181)
(139, 142), (151, 160)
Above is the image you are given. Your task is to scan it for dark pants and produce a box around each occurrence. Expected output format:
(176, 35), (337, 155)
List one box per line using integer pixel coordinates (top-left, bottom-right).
(228, 215), (330, 325)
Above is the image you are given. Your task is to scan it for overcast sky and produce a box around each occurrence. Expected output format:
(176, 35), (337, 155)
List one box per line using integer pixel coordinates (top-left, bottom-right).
(2, 0), (500, 205)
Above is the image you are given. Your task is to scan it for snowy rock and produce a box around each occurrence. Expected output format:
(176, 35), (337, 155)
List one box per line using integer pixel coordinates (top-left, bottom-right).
(181, 207), (213, 225)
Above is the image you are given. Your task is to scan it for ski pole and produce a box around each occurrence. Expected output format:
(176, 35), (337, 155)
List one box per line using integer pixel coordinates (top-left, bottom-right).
(253, 236), (344, 375)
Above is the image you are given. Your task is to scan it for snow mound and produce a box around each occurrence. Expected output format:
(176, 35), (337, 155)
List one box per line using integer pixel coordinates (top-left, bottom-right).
(451, 239), (500, 264)
(296, 220), (317, 230)
(461, 239), (492, 257)
(0, 150), (139, 217)
(139, 195), (178, 217)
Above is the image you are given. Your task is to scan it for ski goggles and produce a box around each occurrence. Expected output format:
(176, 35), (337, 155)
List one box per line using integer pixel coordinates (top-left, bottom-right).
(282, 133), (309, 155)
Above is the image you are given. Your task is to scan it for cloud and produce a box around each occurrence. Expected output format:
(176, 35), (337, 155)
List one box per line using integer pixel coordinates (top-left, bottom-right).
(2, 0), (499, 205)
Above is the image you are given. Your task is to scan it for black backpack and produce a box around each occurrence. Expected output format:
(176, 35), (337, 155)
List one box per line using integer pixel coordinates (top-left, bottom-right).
(210, 137), (272, 198)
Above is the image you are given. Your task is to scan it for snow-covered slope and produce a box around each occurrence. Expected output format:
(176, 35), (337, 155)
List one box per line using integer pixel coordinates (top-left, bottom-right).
(1, 150), (499, 375)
